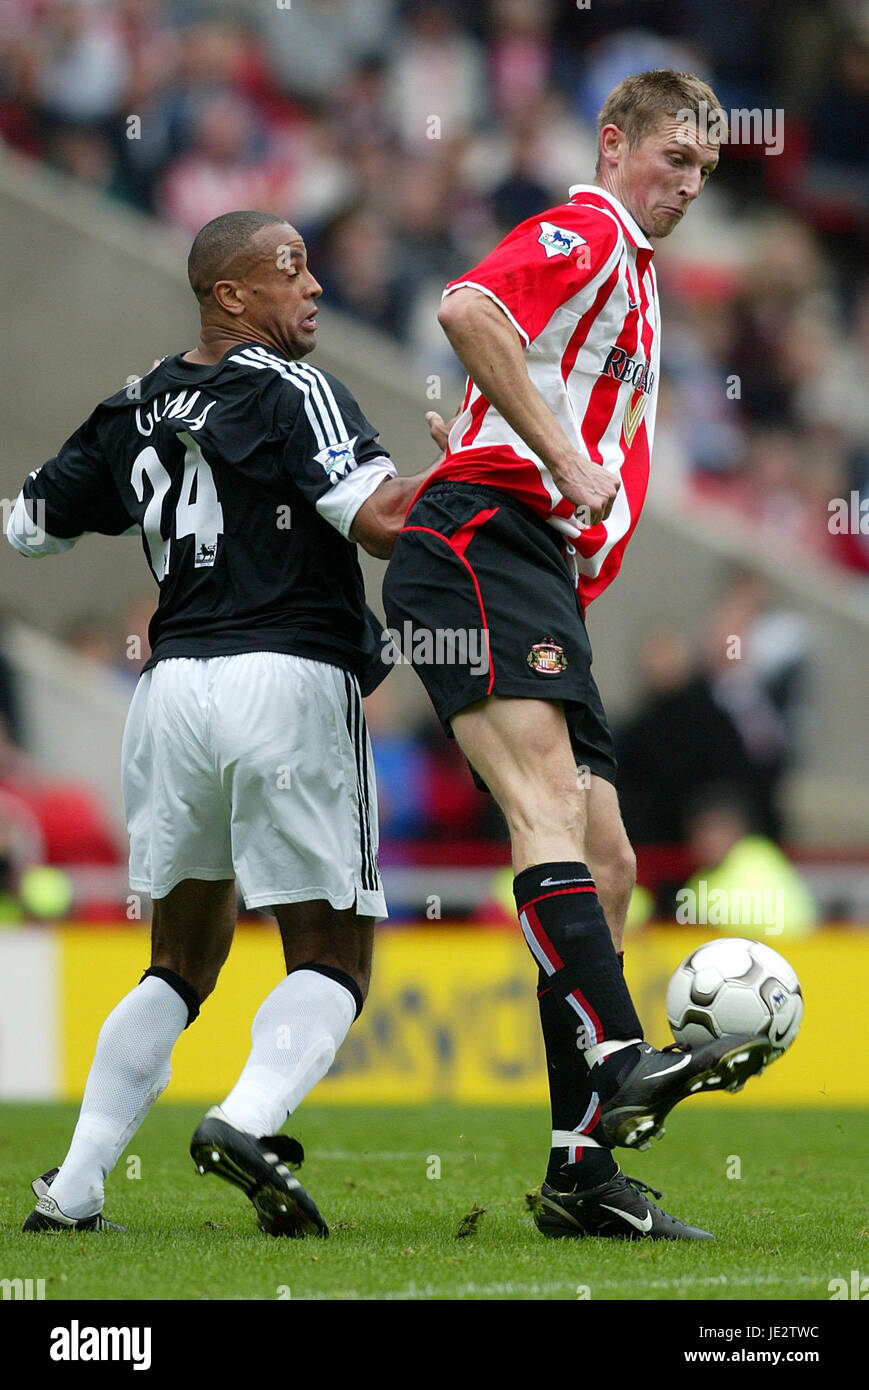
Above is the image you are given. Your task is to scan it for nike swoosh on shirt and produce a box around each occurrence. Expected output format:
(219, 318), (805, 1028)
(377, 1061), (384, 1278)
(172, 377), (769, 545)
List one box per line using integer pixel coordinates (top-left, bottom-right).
(540, 877), (594, 887)
(643, 1055), (692, 1079)
(600, 1204), (653, 1233)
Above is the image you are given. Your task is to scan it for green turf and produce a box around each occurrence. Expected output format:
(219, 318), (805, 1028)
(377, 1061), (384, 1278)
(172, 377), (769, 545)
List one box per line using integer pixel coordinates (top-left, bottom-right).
(0, 1104), (865, 1301)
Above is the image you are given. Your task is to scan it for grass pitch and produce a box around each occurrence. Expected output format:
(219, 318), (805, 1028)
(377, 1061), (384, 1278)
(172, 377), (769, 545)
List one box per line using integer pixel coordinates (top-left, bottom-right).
(0, 1103), (865, 1301)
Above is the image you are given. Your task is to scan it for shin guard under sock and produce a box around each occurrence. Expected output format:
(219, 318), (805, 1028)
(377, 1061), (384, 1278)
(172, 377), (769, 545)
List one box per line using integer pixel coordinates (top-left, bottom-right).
(515, 862), (643, 1047)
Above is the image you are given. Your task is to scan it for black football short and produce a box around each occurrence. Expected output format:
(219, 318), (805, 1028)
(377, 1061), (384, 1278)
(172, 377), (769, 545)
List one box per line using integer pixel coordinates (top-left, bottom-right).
(381, 480), (617, 787)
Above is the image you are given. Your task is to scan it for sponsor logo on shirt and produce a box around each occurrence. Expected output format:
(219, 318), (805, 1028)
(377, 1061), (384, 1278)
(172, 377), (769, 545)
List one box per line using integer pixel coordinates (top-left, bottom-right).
(600, 347), (654, 447)
(538, 222), (588, 259)
(602, 346), (655, 394)
(315, 435), (359, 482)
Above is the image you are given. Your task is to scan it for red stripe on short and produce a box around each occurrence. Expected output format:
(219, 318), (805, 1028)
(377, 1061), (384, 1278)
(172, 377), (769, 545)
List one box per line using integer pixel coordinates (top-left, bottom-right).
(448, 506), (499, 559)
(400, 520), (496, 695)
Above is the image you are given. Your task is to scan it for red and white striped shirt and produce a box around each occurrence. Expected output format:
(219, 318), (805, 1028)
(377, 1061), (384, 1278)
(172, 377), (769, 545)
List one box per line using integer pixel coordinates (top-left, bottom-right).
(417, 185), (660, 608)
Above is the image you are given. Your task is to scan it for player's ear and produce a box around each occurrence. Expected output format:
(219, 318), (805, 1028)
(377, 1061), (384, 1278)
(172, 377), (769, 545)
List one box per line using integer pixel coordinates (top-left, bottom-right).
(211, 279), (246, 316)
(598, 123), (625, 166)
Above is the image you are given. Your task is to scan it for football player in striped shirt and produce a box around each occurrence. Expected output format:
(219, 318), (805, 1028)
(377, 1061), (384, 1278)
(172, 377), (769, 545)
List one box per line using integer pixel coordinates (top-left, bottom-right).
(10, 210), (431, 1237)
(384, 71), (773, 1240)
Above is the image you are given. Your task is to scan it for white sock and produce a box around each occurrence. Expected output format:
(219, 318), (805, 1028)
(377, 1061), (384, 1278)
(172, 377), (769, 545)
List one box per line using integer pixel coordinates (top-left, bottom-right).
(49, 977), (188, 1219)
(219, 969), (357, 1137)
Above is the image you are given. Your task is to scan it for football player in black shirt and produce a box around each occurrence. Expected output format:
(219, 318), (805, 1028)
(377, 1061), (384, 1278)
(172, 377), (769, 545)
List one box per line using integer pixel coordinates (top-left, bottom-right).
(10, 210), (435, 1237)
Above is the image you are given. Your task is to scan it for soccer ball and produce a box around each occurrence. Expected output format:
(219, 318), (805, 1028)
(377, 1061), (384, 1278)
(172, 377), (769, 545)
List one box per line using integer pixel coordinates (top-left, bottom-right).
(666, 938), (803, 1060)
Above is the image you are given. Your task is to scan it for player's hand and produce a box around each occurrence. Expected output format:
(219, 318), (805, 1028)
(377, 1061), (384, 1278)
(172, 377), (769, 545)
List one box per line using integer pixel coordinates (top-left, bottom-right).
(551, 452), (620, 526)
(425, 410), (459, 455)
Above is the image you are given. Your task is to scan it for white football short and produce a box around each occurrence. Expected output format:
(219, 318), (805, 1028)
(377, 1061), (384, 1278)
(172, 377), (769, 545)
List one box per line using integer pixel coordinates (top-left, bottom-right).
(123, 652), (386, 918)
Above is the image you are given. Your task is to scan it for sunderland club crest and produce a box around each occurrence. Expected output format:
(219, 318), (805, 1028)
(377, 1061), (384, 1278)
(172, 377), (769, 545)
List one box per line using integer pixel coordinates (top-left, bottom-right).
(527, 638), (568, 674)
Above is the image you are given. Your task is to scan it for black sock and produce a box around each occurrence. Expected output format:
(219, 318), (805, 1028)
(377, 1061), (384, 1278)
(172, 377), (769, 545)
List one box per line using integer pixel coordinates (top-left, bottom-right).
(538, 982), (618, 1192)
(592, 1042), (646, 1100)
(547, 1146), (617, 1191)
(514, 862), (643, 1047)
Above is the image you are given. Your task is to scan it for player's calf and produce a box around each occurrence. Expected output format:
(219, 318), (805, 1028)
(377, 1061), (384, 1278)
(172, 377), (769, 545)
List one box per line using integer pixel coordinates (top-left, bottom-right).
(585, 839), (636, 951)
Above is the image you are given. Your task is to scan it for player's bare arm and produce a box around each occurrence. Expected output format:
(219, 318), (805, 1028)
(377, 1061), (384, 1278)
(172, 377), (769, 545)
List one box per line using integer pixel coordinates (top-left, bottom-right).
(437, 287), (619, 524)
(350, 475), (424, 558)
(350, 411), (455, 557)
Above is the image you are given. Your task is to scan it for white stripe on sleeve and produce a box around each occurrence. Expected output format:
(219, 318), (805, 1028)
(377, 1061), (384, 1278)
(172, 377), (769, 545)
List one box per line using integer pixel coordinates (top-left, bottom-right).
(314, 456), (396, 539)
(6, 492), (79, 557)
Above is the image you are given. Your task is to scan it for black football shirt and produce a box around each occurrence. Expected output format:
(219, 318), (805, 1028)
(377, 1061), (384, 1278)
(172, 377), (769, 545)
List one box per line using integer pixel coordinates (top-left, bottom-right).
(11, 343), (396, 693)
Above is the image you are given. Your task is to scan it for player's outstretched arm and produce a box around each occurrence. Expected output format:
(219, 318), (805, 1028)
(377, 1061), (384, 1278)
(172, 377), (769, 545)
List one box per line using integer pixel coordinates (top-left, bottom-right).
(7, 409), (136, 560)
(437, 288), (618, 523)
(6, 491), (81, 557)
(350, 412), (452, 559)
(351, 466), (437, 559)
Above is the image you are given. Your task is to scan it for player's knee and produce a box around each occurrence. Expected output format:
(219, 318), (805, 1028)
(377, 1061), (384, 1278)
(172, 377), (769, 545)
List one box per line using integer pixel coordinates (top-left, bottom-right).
(503, 778), (586, 844)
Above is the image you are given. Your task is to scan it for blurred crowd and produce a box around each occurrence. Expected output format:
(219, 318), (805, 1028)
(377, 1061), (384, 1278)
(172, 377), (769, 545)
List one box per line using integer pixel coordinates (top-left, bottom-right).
(0, 0), (867, 576)
(614, 568), (816, 916)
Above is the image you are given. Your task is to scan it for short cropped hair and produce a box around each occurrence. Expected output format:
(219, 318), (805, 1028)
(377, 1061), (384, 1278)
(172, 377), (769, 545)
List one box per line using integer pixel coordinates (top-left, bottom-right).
(595, 69), (726, 171)
(187, 210), (287, 303)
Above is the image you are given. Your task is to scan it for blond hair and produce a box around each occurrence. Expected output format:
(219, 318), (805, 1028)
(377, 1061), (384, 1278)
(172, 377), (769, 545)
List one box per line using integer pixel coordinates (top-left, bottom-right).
(595, 69), (726, 171)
